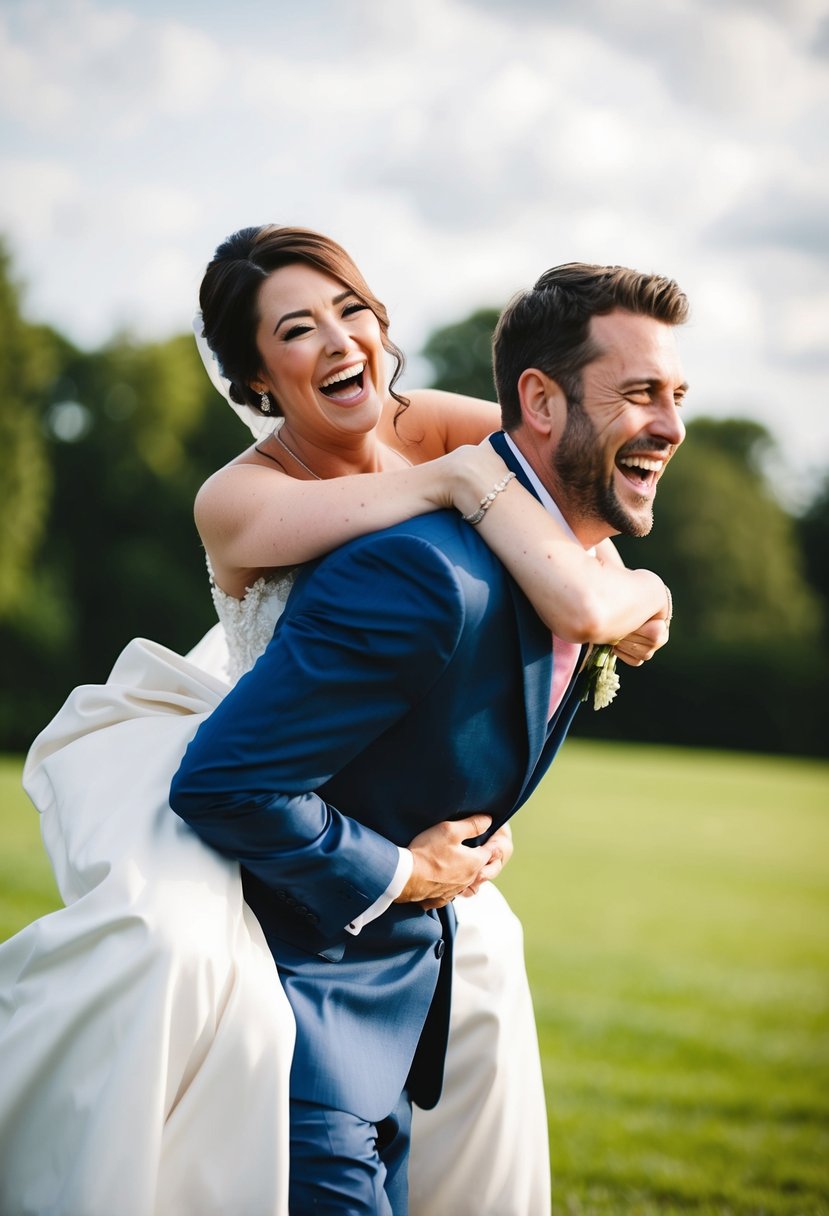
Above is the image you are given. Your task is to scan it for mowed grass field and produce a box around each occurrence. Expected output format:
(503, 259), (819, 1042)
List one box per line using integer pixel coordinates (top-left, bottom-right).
(499, 742), (829, 1215)
(2, 742), (828, 1214)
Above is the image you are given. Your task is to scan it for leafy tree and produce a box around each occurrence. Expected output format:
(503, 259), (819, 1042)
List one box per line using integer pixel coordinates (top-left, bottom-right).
(421, 307), (500, 401)
(0, 302), (245, 749)
(684, 417), (774, 477)
(593, 419), (824, 755)
(0, 242), (56, 618)
(613, 419), (822, 647)
(797, 471), (829, 630)
(37, 331), (244, 671)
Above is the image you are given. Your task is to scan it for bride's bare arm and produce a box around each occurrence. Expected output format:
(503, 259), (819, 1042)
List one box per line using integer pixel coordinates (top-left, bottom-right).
(196, 449), (485, 579)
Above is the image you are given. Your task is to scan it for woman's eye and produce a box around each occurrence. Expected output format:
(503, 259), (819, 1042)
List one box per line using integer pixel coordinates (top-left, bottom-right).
(284, 324), (312, 340)
(342, 302), (368, 318)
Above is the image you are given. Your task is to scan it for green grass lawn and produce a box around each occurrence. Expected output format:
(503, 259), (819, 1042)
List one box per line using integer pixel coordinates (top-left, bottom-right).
(2, 742), (828, 1214)
(0, 754), (60, 938)
(499, 741), (829, 1215)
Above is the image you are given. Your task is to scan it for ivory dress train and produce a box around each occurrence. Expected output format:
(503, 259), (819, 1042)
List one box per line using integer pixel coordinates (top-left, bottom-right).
(0, 569), (550, 1216)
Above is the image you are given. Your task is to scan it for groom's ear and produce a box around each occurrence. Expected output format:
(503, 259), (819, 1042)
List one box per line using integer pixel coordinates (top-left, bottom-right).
(516, 369), (566, 437)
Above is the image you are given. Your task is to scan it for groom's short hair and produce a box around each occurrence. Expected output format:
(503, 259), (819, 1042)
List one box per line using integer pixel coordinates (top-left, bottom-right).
(493, 263), (689, 430)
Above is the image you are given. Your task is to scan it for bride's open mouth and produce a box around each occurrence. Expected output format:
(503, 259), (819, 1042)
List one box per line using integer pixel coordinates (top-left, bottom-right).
(318, 361), (367, 403)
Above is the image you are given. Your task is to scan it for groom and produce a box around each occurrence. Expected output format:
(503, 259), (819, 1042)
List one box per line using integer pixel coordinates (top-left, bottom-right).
(171, 262), (688, 1214)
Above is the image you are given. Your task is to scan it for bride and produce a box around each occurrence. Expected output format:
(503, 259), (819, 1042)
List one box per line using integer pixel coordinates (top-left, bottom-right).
(0, 224), (671, 1216)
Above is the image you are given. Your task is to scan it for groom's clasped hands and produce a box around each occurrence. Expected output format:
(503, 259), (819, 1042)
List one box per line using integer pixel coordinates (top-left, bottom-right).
(398, 814), (508, 910)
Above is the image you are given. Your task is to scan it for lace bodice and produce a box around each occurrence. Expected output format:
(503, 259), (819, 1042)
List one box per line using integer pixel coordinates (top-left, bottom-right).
(207, 560), (297, 685)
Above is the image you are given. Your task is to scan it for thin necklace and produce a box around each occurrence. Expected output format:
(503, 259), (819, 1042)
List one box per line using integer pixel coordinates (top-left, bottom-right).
(269, 427), (321, 479)
(257, 427), (413, 478)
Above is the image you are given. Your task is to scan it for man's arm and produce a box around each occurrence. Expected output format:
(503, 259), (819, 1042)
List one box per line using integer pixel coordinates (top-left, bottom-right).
(170, 530), (468, 937)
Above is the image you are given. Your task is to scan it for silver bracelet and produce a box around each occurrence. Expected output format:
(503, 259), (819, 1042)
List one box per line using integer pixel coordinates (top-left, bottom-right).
(461, 471), (517, 526)
(664, 585), (673, 627)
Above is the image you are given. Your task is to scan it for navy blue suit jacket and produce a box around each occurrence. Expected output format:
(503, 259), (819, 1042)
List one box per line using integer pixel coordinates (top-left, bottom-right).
(170, 433), (585, 1121)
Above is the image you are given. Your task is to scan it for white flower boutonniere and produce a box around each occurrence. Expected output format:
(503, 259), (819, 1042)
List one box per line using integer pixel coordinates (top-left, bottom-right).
(581, 644), (620, 711)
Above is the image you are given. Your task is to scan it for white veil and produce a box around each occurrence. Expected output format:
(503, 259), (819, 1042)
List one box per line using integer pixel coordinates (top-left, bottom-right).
(192, 311), (280, 442)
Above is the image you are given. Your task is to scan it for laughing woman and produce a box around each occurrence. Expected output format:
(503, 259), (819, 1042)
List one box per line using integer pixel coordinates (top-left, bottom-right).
(0, 225), (671, 1216)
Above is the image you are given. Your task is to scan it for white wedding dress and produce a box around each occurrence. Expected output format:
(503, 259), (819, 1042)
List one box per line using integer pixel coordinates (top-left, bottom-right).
(0, 567), (550, 1216)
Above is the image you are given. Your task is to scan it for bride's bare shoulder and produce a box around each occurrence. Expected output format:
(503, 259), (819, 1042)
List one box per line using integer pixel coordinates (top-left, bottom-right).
(195, 445), (289, 526)
(378, 389), (500, 462)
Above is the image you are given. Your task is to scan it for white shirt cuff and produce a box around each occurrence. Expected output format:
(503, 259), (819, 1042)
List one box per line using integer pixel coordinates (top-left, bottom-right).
(346, 847), (413, 935)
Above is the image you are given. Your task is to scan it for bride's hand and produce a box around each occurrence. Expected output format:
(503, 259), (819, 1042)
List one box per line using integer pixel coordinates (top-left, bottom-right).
(612, 613), (670, 666)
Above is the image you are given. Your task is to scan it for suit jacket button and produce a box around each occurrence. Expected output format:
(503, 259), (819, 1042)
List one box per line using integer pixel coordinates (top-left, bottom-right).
(434, 940), (445, 959)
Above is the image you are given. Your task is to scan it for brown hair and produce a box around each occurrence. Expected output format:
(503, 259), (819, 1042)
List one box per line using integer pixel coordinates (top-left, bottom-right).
(493, 263), (689, 429)
(199, 225), (407, 417)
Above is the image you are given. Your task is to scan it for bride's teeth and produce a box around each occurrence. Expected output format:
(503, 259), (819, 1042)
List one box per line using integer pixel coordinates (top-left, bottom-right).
(620, 456), (662, 472)
(320, 362), (365, 390)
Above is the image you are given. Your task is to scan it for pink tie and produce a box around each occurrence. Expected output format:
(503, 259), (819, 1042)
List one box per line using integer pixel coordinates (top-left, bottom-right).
(549, 634), (580, 720)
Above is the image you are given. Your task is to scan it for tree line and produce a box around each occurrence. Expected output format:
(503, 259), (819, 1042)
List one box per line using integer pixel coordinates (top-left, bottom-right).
(1, 251), (827, 757)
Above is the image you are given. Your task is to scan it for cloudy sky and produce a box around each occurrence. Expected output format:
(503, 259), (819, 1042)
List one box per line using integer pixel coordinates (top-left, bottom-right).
(2, 0), (827, 498)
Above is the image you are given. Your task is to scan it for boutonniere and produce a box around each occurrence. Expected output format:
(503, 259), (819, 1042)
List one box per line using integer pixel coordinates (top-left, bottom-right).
(580, 644), (620, 711)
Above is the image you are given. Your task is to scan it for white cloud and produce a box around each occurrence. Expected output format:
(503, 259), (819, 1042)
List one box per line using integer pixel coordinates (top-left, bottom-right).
(777, 291), (829, 364)
(117, 184), (202, 239)
(1, 0), (142, 132)
(0, 1), (229, 140)
(154, 21), (227, 115)
(0, 19), (71, 127)
(0, 158), (81, 243)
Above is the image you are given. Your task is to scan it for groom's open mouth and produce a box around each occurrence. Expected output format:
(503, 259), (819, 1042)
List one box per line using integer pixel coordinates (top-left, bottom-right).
(615, 452), (666, 495)
(318, 361), (367, 403)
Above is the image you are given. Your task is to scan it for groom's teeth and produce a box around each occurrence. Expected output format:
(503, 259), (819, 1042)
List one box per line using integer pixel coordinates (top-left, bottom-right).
(320, 362), (365, 389)
(619, 456), (662, 472)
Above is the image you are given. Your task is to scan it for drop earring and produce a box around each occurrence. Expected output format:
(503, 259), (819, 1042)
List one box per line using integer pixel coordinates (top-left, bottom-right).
(260, 391), (272, 415)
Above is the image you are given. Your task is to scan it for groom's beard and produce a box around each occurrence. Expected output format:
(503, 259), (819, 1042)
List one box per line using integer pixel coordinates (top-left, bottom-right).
(552, 399), (654, 538)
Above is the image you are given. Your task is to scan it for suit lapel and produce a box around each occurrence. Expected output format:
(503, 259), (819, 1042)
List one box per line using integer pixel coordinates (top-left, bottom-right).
(488, 432), (583, 800)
